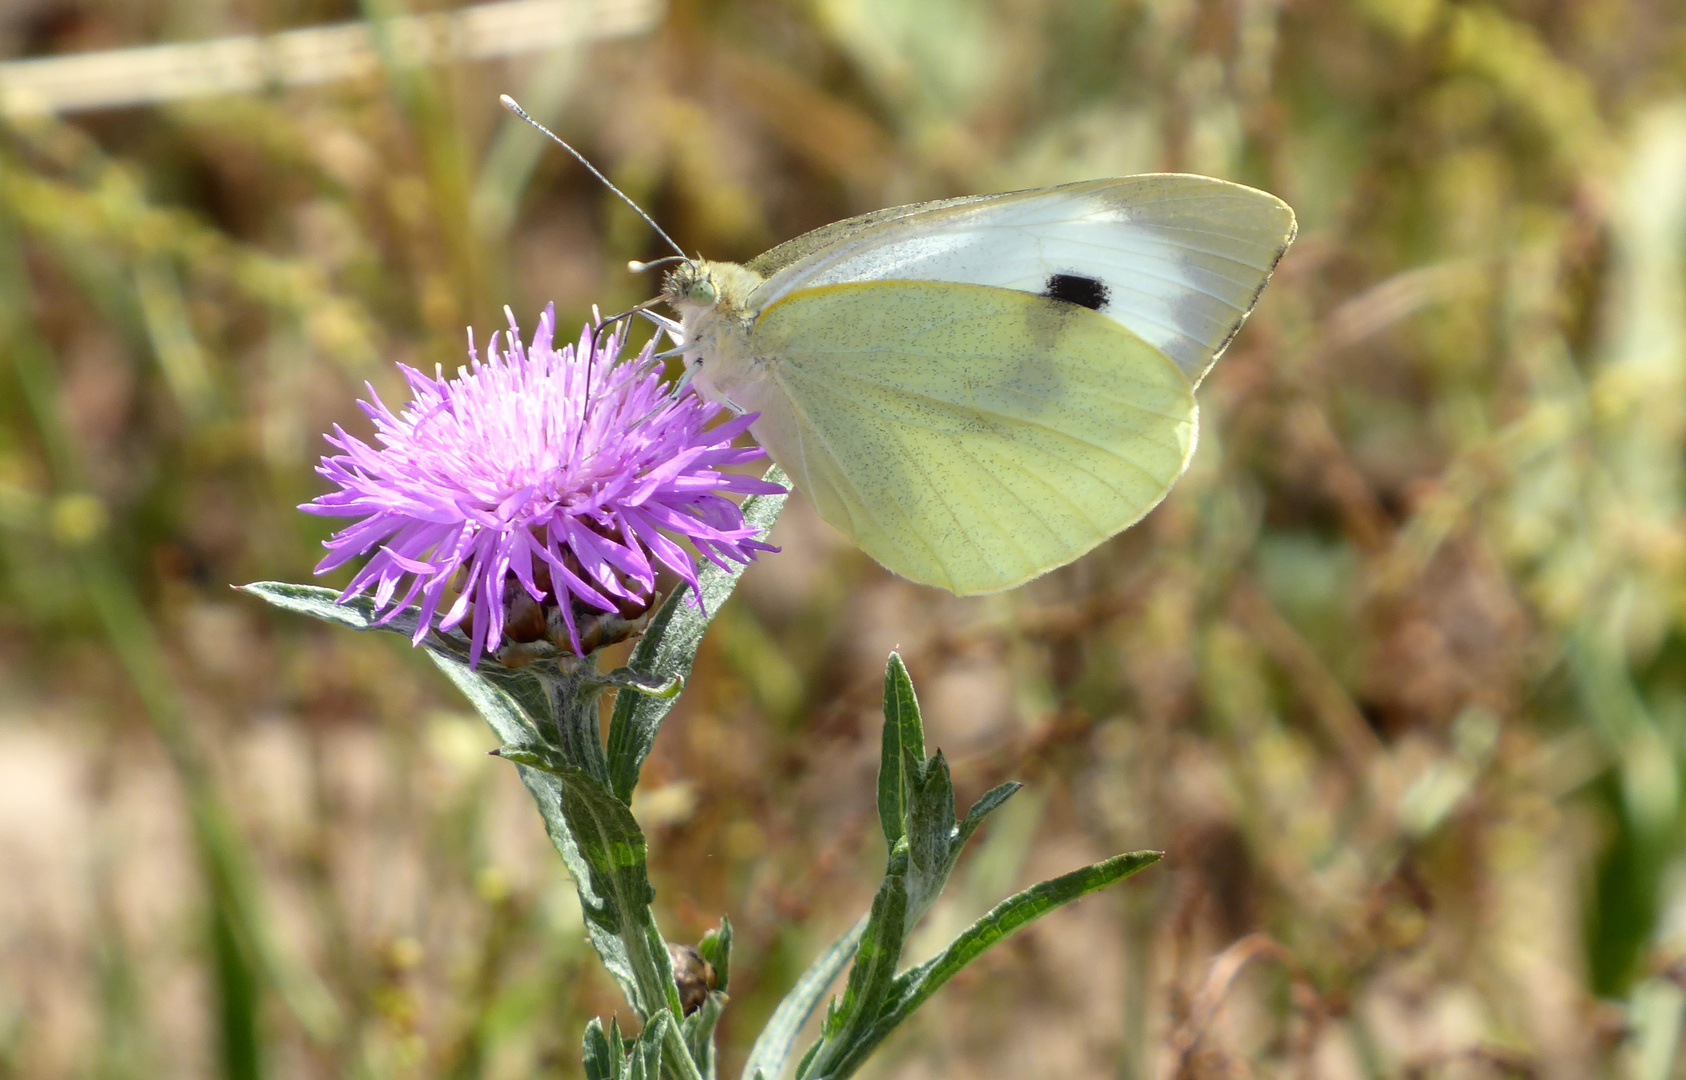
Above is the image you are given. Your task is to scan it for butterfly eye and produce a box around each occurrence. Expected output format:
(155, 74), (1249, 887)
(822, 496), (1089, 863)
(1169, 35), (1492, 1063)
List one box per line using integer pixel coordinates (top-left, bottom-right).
(688, 278), (717, 306)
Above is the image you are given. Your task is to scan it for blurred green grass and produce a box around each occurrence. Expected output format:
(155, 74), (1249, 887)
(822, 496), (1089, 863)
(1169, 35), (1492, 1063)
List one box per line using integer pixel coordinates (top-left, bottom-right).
(4, 0), (1686, 1077)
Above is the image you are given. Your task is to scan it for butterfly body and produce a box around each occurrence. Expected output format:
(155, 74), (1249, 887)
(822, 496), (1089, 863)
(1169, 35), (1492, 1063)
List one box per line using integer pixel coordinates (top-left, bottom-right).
(659, 176), (1295, 595)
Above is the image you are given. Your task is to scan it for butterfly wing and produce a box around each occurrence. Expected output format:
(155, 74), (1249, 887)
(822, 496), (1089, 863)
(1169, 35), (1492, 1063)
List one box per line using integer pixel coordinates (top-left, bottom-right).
(748, 175), (1295, 387)
(742, 279), (1197, 594)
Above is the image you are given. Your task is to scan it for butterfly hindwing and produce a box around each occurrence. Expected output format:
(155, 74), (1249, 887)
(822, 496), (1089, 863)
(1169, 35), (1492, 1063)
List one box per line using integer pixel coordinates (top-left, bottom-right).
(744, 279), (1198, 594)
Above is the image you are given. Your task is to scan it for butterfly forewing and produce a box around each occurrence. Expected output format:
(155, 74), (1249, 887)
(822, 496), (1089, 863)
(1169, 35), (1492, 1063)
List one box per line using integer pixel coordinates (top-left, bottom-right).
(747, 176), (1295, 387)
(747, 280), (1197, 594)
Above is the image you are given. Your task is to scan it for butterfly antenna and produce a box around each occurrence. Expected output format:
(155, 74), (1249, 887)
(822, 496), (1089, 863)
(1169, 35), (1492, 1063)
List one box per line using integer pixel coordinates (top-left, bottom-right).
(627, 255), (690, 274)
(501, 95), (686, 259)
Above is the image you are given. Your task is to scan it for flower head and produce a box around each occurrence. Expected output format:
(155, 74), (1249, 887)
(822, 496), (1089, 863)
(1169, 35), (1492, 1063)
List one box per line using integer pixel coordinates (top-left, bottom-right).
(303, 304), (781, 666)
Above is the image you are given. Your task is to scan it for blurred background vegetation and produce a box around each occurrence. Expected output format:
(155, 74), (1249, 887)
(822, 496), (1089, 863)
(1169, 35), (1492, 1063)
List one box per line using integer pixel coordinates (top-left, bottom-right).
(3, 0), (1686, 1077)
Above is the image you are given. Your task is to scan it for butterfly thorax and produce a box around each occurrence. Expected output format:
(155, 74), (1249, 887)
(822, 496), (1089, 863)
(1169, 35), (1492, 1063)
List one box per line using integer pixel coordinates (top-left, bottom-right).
(661, 260), (767, 409)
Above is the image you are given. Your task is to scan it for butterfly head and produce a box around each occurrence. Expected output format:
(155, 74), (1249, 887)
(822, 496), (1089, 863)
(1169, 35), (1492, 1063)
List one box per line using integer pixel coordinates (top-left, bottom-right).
(661, 261), (762, 338)
(657, 260), (766, 404)
(660, 260), (720, 313)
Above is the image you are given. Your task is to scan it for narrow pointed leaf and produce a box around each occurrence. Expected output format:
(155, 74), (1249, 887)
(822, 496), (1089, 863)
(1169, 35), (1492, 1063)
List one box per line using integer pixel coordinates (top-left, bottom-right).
(467, 672), (675, 1014)
(461, 662), (553, 743)
(595, 667), (685, 698)
(505, 757), (651, 918)
(490, 743), (562, 770)
(901, 751), (958, 932)
(682, 991), (726, 1078)
(906, 751), (955, 879)
(584, 1017), (622, 1080)
(631, 1010), (673, 1080)
(646, 1008), (708, 1080)
(629, 1012), (658, 1080)
(741, 917), (866, 1080)
(421, 647), (655, 1008)
(609, 1018), (626, 1064)
(809, 851), (1162, 1080)
(491, 760), (642, 1002)
(503, 754), (686, 1020)
(246, 580), (557, 720)
(792, 1039), (822, 1080)
(245, 580), (552, 718)
(797, 877), (909, 1080)
(240, 581), (423, 638)
(607, 468), (787, 803)
(699, 917), (732, 993)
(956, 782), (1022, 850)
(877, 653), (926, 849)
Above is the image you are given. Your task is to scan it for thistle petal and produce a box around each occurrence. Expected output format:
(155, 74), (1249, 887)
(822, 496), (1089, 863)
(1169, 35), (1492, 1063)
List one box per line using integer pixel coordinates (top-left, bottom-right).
(303, 312), (784, 665)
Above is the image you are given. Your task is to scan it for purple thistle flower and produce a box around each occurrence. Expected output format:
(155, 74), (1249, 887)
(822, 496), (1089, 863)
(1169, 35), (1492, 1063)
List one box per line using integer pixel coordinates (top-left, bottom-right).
(302, 303), (783, 667)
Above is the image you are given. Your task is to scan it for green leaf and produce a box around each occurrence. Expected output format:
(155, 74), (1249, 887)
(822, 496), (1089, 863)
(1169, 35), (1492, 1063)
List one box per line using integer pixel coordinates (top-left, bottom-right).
(900, 751), (959, 934)
(789, 656), (1035, 1080)
(239, 581), (422, 637)
(494, 751), (654, 932)
(416, 648), (668, 1012)
(877, 653), (926, 850)
(606, 468), (788, 804)
(247, 582), (624, 750)
(571, 841), (682, 1025)
(583, 1017), (622, 1080)
(653, 1008), (709, 1080)
(797, 877), (909, 1080)
(698, 917), (732, 993)
(244, 578), (719, 1066)
(494, 765), (644, 1005)
(955, 782), (1022, 850)
(489, 743), (561, 770)
(741, 917), (866, 1080)
(435, 656), (669, 1017)
(792, 1042), (821, 1080)
(244, 579), (551, 752)
(609, 1018), (628, 1068)
(809, 851), (1162, 1080)
(896, 849), (1162, 1010)
(468, 665), (554, 737)
(628, 1011), (669, 1080)
(596, 667), (685, 698)
(905, 751), (954, 879)
(682, 991), (726, 1080)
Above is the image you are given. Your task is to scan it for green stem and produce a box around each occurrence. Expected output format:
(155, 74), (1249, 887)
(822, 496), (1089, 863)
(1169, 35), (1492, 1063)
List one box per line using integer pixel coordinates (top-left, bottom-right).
(529, 666), (695, 1079)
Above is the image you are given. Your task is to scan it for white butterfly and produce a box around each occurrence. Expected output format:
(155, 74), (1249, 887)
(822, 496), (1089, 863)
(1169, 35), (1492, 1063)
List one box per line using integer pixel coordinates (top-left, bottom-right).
(500, 97), (1294, 595)
(658, 177), (1296, 594)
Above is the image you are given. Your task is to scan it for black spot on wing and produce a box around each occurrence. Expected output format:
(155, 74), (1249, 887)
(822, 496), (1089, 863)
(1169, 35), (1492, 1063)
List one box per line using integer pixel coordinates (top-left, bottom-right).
(1043, 273), (1109, 311)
